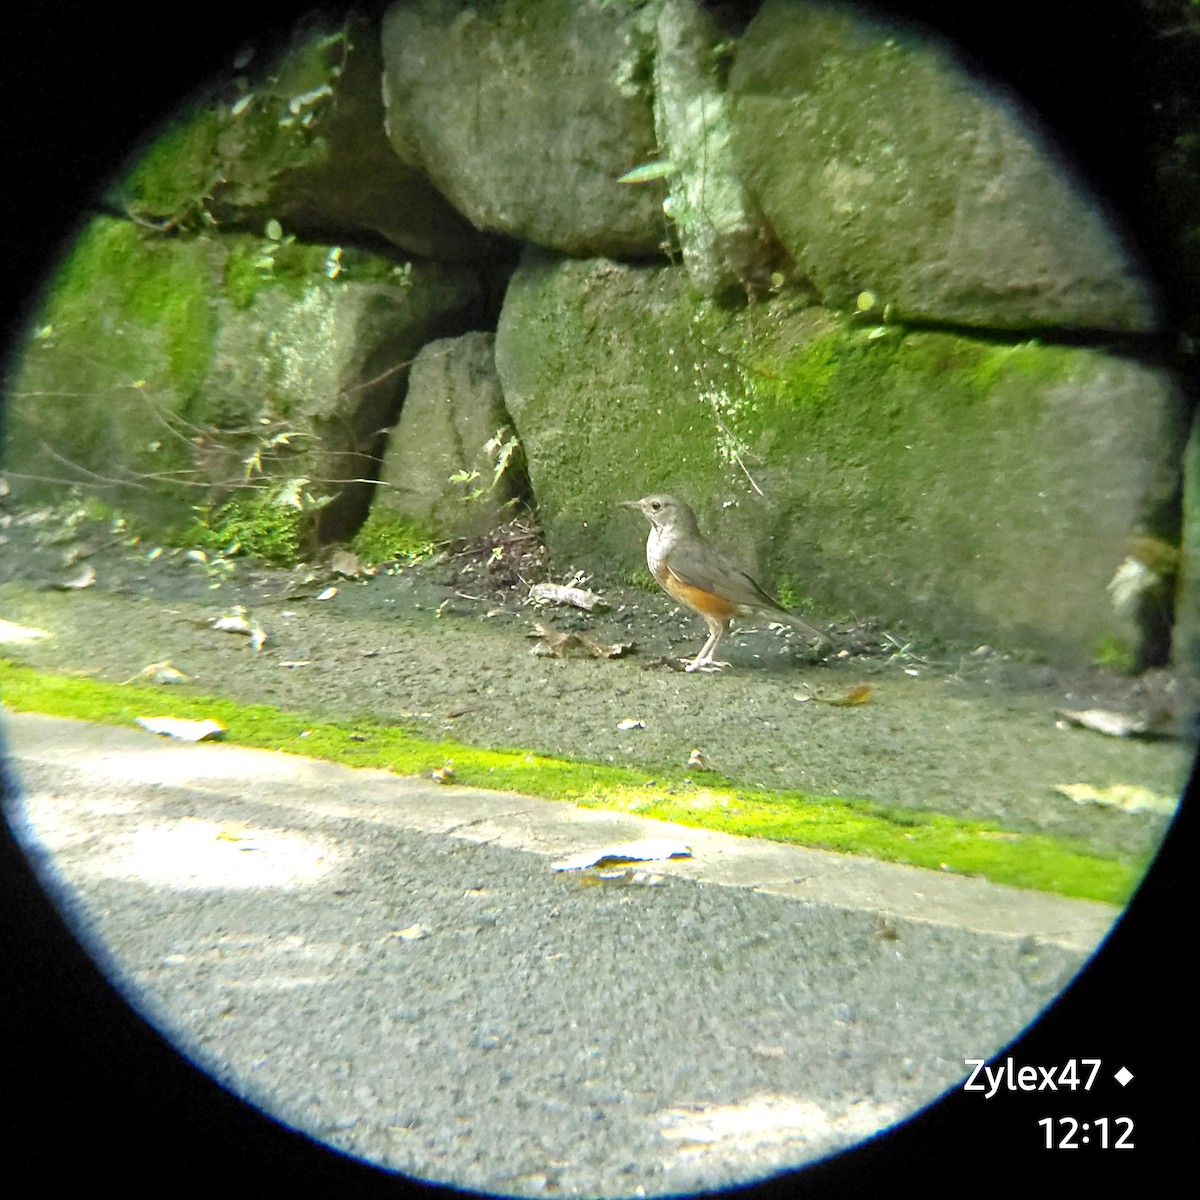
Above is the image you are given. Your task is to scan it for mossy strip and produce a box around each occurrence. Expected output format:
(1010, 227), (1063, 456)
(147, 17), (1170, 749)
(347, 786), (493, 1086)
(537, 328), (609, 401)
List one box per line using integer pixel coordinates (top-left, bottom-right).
(0, 660), (1140, 905)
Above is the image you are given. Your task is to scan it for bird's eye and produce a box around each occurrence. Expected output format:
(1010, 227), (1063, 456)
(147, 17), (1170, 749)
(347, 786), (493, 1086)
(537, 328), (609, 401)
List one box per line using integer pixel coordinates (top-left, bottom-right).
(650, 501), (661, 511)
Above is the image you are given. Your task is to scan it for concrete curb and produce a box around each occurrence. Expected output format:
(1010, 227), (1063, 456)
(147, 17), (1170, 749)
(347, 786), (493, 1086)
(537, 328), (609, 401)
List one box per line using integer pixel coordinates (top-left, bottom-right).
(3, 709), (1118, 955)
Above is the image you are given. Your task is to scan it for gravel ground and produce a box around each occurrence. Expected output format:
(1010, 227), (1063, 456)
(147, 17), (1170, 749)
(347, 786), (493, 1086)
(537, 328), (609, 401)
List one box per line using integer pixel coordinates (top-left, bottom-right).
(0, 503), (1192, 863)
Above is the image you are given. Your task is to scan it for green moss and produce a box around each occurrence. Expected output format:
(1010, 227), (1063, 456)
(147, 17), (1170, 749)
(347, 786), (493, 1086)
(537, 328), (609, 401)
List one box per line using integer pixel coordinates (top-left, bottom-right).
(42, 217), (219, 401)
(183, 492), (304, 565)
(223, 231), (408, 310)
(1093, 635), (1136, 672)
(0, 659), (1144, 906)
(775, 575), (801, 611)
(6, 218), (219, 523)
(117, 106), (224, 227)
(224, 234), (329, 309)
(351, 511), (439, 565)
(223, 238), (270, 310)
(623, 566), (658, 591)
(71, 494), (123, 525)
(747, 325), (845, 413)
(112, 21), (349, 236)
(742, 325), (1073, 424)
(744, 328), (1075, 432)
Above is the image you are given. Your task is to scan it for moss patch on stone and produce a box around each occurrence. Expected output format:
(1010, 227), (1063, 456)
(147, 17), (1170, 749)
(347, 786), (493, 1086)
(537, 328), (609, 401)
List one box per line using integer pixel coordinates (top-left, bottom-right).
(183, 491), (306, 566)
(117, 105), (225, 229)
(44, 217), (220, 400)
(498, 253), (1164, 662)
(223, 232), (410, 311)
(7, 218), (221, 520)
(0, 659), (1142, 905)
(115, 23), (348, 229)
(351, 510), (440, 565)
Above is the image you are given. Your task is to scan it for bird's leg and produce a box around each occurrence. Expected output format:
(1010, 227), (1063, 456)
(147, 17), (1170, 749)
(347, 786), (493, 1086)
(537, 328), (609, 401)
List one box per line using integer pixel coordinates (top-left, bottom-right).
(685, 617), (730, 672)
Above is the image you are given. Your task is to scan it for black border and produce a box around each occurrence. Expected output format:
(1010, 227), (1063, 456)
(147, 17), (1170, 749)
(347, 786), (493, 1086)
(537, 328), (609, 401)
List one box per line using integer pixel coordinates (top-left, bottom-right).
(2, 2), (1196, 1194)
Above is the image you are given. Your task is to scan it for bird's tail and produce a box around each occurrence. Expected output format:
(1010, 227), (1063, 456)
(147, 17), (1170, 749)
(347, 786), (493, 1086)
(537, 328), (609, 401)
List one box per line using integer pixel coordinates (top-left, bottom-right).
(782, 611), (828, 645)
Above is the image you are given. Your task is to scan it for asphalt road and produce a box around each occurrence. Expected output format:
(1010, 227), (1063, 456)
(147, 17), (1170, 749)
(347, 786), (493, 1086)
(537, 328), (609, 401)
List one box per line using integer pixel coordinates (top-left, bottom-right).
(0, 710), (1188, 1196)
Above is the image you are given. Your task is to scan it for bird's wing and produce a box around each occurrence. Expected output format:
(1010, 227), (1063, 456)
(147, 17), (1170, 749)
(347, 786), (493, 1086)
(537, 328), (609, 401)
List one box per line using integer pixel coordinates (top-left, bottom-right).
(666, 539), (785, 614)
(668, 538), (827, 643)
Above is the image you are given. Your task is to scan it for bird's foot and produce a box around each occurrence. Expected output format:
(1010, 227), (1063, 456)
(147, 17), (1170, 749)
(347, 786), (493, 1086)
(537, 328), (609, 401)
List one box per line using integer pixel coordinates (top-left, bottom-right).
(684, 657), (729, 673)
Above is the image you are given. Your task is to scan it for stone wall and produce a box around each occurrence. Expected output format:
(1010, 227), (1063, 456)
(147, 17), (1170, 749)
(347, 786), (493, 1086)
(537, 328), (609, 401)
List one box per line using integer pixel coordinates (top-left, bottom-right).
(2, 0), (1190, 668)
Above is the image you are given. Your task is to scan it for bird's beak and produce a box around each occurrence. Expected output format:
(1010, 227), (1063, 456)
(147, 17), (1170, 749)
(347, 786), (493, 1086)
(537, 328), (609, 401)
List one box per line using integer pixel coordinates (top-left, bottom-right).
(617, 499), (642, 510)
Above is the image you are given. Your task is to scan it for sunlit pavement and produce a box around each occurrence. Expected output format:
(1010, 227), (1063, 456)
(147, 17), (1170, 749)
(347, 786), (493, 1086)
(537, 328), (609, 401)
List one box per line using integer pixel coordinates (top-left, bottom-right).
(2, 709), (1116, 1197)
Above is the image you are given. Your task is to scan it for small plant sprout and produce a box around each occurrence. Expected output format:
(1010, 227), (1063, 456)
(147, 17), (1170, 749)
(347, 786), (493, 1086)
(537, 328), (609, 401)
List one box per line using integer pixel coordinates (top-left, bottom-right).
(241, 429), (304, 481)
(450, 428), (522, 504)
(254, 220), (295, 274)
(485, 427), (521, 491)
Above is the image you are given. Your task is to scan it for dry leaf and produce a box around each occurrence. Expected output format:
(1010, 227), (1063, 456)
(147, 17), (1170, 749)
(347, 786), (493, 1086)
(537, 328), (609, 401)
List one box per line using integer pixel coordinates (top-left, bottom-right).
(210, 606), (267, 652)
(136, 716), (225, 742)
(796, 683), (873, 706)
(578, 869), (666, 888)
(0, 618), (52, 643)
(390, 924), (429, 941)
(55, 563), (96, 590)
(122, 661), (192, 685)
(583, 635), (633, 659)
(552, 838), (693, 872)
(528, 581), (605, 611)
(529, 624), (576, 657)
(211, 606), (252, 633)
(330, 549), (373, 578)
(616, 718), (645, 732)
(1057, 708), (1152, 738)
(529, 624), (631, 659)
(214, 823), (265, 850)
(1054, 783), (1177, 815)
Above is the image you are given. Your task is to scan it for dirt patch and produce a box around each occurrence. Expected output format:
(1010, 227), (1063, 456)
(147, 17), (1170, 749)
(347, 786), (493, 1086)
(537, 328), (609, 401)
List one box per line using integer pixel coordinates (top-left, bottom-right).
(0, 502), (1193, 863)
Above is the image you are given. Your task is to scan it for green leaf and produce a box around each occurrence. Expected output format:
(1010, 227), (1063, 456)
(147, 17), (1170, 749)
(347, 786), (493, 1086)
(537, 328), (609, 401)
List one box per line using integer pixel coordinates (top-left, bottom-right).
(617, 160), (675, 184)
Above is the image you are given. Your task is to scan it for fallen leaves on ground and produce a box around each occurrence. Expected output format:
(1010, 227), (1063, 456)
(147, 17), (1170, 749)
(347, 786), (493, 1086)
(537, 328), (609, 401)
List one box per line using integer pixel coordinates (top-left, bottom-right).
(795, 683), (873, 706)
(577, 869), (666, 887)
(389, 924), (429, 941)
(551, 838), (693, 872)
(529, 623), (633, 659)
(1053, 782), (1177, 815)
(1056, 708), (1165, 738)
(329, 549), (374, 579)
(528, 580), (606, 611)
(208, 605), (268, 652)
(0, 617), (53, 643)
(122, 661), (193, 685)
(54, 563), (96, 591)
(136, 715), (225, 742)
